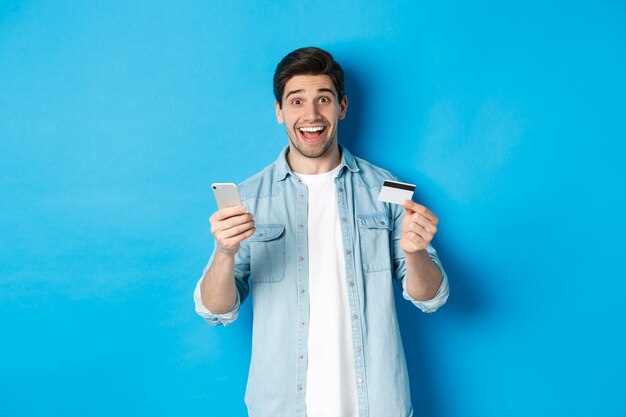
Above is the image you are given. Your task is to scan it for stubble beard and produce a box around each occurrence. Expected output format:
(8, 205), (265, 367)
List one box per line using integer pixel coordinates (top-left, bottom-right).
(286, 127), (337, 159)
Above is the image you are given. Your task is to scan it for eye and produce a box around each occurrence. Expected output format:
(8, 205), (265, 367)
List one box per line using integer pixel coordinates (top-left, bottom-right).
(319, 97), (330, 103)
(291, 99), (302, 105)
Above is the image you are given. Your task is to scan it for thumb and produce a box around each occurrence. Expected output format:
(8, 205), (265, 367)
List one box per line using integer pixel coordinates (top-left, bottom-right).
(402, 199), (415, 214)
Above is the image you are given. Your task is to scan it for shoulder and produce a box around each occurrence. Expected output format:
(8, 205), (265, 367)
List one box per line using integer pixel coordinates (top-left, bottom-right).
(353, 156), (399, 189)
(355, 157), (404, 221)
(237, 162), (284, 202)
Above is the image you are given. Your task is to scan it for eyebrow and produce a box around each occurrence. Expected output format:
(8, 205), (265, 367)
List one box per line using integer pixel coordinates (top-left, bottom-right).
(284, 88), (337, 100)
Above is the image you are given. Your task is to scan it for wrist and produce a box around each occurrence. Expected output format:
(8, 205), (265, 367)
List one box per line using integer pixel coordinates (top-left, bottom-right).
(215, 247), (237, 259)
(403, 248), (427, 259)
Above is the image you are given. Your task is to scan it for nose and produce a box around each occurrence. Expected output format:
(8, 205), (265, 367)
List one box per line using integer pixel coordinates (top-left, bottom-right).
(303, 101), (322, 123)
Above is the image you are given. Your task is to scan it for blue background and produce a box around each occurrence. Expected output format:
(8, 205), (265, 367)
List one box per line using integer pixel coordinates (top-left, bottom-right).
(1, 1), (625, 416)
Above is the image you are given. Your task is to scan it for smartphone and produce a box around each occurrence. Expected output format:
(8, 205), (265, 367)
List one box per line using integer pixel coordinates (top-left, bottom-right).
(211, 183), (242, 210)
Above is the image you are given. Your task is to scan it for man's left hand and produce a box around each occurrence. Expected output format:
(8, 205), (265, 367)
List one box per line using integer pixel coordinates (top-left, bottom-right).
(400, 200), (439, 254)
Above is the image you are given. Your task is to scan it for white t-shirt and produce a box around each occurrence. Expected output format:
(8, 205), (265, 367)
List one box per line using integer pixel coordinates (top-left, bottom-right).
(294, 166), (358, 417)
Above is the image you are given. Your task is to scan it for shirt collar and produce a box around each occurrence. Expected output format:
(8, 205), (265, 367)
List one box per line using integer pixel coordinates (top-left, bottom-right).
(274, 143), (360, 182)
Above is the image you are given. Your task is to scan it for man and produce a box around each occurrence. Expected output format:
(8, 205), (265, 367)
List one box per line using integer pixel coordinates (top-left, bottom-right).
(194, 47), (449, 417)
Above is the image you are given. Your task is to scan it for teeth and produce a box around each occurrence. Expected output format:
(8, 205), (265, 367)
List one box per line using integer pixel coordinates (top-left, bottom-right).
(299, 126), (325, 132)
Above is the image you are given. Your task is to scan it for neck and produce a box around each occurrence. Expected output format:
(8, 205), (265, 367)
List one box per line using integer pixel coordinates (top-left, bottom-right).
(287, 143), (342, 174)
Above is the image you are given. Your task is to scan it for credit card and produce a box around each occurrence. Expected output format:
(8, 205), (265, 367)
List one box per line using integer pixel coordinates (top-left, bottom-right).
(377, 180), (416, 205)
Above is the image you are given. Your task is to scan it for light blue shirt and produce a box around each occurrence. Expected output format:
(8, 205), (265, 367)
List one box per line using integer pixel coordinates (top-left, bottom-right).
(194, 145), (449, 417)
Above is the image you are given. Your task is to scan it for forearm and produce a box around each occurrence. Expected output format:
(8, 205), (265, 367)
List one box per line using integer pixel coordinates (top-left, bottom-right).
(200, 250), (238, 314)
(404, 249), (443, 301)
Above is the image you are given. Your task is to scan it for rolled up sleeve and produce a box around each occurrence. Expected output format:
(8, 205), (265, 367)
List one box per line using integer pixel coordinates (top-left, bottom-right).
(401, 248), (449, 313)
(392, 203), (449, 313)
(193, 274), (241, 326)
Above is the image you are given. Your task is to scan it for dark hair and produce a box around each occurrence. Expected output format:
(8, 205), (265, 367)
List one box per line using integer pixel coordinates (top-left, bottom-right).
(273, 47), (345, 108)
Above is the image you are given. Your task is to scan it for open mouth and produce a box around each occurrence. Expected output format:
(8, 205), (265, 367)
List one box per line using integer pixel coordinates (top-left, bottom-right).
(297, 125), (326, 142)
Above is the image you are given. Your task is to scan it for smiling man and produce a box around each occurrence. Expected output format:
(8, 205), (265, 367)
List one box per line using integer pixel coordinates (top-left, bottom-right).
(194, 47), (449, 417)
(277, 74), (346, 164)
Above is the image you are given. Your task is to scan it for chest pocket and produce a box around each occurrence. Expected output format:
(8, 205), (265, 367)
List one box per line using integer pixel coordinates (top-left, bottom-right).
(356, 212), (392, 272)
(249, 224), (286, 283)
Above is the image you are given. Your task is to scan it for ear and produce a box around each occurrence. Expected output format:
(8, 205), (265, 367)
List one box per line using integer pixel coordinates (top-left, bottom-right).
(338, 95), (348, 120)
(275, 101), (284, 124)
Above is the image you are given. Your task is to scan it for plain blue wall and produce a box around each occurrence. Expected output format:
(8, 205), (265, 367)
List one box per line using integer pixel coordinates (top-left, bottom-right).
(1, 1), (625, 416)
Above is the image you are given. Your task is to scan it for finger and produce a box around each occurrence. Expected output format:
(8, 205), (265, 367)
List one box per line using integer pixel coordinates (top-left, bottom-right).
(403, 201), (438, 224)
(409, 213), (438, 235)
(241, 226), (256, 240)
(222, 213), (254, 231)
(211, 205), (247, 222)
(404, 231), (427, 249)
(218, 220), (255, 240)
(212, 212), (253, 234)
(220, 226), (256, 249)
(401, 200), (416, 215)
(408, 230), (426, 243)
(406, 222), (433, 243)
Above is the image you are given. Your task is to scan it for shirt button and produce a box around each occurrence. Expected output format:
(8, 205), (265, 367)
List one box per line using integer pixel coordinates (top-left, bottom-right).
(352, 314), (358, 320)
(299, 224), (304, 229)
(338, 187), (344, 192)
(299, 256), (304, 261)
(380, 220), (386, 225)
(355, 346), (362, 353)
(300, 288), (306, 294)
(299, 194), (304, 199)
(298, 384), (303, 391)
(341, 217), (347, 222)
(299, 354), (304, 359)
(357, 378), (363, 384)
(346, 249), (351, 255)
(258, 233), (264, 237)
(349, 281), (355, 287)
(300, 321), (305, 326)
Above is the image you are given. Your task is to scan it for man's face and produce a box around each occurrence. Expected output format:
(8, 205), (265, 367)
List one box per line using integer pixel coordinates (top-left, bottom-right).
(275, 75), (347, 159)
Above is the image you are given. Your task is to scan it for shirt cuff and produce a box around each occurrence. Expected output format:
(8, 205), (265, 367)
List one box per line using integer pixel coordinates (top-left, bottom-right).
(193, 275), (241, 326)
(402, 255), (449, 313)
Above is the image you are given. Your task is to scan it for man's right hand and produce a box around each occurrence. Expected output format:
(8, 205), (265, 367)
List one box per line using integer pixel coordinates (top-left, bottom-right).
(209, 205), (256, 256)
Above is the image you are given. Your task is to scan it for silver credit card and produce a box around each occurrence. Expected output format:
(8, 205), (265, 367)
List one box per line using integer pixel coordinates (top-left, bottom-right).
(377, 180), (416, 205)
